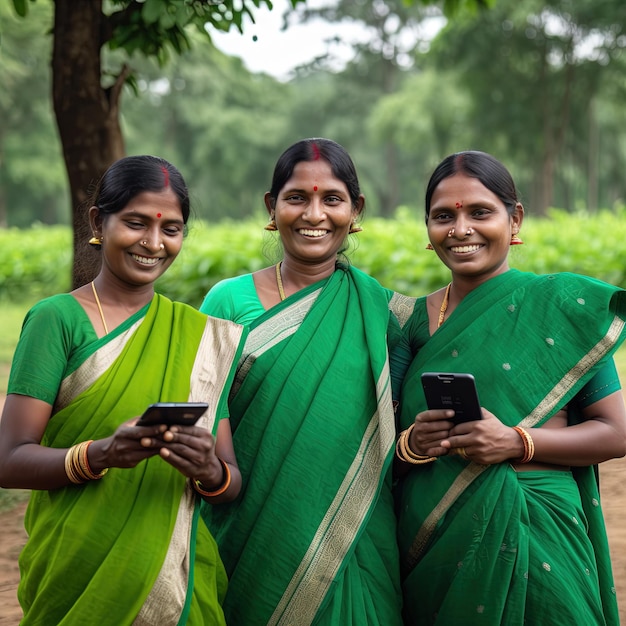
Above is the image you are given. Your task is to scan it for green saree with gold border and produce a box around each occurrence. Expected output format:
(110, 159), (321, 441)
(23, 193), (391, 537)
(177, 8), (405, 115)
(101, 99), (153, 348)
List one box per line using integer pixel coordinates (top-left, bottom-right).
(16, 294), (244, 625)
(397, 270), (626, 625)
(204, 266), (414, 625)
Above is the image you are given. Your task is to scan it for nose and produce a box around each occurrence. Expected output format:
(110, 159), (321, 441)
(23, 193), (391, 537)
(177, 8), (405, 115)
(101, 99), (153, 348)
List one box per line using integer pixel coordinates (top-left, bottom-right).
(302, 197), (326, 224)
(450, 217), (473, 239)
(141, 229), (165, 252)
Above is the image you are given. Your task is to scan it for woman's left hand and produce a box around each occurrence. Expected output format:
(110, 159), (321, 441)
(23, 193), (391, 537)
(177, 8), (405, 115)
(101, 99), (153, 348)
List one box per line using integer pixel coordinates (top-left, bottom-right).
(153, 426), (225, 487)
(440, 408), (524, 465)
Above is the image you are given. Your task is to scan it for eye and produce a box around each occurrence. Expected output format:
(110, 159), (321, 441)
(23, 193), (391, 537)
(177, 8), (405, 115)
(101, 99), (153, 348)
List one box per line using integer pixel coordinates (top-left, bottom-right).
(430, 210), (453, 221)
(284, 194), (305, 202)
(324, 195), (343, 204)
(163, 225), (182, 236)
(472, 208), (491, 218)
(126, 220), (145, 229)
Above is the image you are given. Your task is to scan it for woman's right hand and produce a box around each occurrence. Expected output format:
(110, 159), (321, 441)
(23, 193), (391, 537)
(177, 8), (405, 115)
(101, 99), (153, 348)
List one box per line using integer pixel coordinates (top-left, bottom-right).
(409, 409), (455, 457)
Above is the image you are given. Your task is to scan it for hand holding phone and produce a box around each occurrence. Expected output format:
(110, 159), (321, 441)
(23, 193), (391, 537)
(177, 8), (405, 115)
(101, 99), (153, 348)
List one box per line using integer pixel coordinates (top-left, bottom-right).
(421, 372), (482, 424)
(136, 402), (209, 427)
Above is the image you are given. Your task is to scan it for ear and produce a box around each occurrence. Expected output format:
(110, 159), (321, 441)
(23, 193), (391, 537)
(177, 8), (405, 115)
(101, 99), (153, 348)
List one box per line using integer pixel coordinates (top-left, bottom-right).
(264, 192), (275, 218)
(89, 206), (103, 235)
(352, 194), (365, 219)
(511, 202), (524, 233)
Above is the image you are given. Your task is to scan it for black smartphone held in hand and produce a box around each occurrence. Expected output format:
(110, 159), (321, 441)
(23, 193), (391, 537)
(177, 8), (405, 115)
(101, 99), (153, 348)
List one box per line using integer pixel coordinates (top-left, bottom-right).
(421, 372), (482, 424)
(136, 402), (209, 427)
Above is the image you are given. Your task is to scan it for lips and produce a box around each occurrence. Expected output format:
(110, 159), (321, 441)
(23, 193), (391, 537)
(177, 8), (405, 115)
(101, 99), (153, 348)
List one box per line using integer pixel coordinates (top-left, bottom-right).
(131, 253), (161, 266)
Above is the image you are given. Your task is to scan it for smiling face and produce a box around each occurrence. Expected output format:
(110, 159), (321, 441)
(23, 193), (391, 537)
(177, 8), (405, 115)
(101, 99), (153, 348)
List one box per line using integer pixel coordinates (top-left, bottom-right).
(266, 159), (363, 267)
(92, 188), (185, 287)
(427, 173), (523, 282)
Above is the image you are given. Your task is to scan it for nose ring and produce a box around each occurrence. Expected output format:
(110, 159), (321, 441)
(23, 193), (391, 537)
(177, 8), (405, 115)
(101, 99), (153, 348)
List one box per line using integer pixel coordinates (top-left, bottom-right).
(159, 243), (165, 250)
(465, 227), (474, 236)
(447, 228), (455, 238)
(141, 240), (148, 246)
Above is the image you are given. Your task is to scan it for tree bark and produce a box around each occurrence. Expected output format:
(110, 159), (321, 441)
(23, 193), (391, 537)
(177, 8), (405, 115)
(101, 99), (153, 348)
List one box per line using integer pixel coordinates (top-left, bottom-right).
(52, 0), (125, 288)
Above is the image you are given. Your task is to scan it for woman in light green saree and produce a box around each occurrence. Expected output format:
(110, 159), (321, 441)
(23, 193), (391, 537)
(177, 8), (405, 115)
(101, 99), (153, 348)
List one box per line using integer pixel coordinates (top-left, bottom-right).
(0, 156), (245, 625)
(200, 139), (412, 625)
(394, 151), (626, 625)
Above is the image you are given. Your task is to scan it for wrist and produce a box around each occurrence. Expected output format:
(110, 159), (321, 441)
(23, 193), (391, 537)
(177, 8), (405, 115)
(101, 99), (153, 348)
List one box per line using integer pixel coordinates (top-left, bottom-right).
(193, 458), (231, 498)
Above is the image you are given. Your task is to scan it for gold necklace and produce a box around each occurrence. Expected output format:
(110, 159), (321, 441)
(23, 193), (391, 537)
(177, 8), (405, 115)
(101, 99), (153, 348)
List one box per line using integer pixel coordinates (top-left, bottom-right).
(275, 262), (286, 301)
(437, 283), (451, 328)
(91, 281), (109, 334)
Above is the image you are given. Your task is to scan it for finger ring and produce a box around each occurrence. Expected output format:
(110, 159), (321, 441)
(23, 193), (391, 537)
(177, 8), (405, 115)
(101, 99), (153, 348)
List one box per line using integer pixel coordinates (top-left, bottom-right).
(455, 447), (469, 460)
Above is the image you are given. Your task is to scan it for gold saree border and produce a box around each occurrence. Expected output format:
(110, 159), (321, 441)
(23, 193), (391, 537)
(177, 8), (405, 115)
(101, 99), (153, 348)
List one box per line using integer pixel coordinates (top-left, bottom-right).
(55, 320), (143, 412)
(405, 314), (626, 571)
(231, 289), (321, 396)
(389, 292), (418, 330)
(269, 361), (396, 626)
(136, 315), (245, 625)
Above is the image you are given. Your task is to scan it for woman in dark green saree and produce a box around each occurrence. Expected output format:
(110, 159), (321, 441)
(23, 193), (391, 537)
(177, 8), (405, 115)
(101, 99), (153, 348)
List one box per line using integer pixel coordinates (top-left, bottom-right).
(200, 139), (413, 625)
(394, 151), (626, 625)
(0, 156), (245, 625)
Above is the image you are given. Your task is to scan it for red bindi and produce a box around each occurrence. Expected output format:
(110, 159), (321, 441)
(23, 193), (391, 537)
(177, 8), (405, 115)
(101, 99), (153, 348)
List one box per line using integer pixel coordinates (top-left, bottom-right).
(313, 186), (318, 191)
(455, 201), (463, 209)
(156, 213), (162, 218)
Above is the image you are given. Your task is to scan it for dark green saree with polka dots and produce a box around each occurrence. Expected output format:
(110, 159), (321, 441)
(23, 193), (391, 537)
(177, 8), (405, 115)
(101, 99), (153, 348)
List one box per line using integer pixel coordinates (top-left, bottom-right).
(396, 270), (626, 625)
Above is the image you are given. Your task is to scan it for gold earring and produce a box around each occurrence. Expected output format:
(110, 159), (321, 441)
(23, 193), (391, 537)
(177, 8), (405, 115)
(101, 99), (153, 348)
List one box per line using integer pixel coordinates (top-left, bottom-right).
(349, 222), (363, 234)
(510, 233), (524, 245)
(88, 235), (102, 249)
(264, 218), (277, 232)
(425, 243), (434, 250)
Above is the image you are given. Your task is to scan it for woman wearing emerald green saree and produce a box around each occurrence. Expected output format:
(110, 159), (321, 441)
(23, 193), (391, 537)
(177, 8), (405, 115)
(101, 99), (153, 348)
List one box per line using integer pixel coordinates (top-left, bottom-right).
(0, 156), (245, 625)
(395, 151), (626, 625)
(200, 138), (411, 625)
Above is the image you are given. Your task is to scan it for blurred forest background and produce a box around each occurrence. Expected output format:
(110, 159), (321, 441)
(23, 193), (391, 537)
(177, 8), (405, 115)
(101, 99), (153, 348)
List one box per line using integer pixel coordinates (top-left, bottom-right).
(2, 0), (626, 227)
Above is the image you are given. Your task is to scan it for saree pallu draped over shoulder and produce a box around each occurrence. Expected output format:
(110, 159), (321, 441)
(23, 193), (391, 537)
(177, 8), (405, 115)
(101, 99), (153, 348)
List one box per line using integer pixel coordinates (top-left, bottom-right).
(397, 270), (626, 625)
(206, 267), (406, 626)
(18, 294), (245, 626)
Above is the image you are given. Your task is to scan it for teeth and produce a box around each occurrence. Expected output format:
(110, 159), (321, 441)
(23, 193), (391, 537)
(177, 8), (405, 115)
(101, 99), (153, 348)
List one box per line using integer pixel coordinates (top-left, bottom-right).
(299, 229), (327, 237)
(132, 254), (159, 265)
(450, 244), (481, 253)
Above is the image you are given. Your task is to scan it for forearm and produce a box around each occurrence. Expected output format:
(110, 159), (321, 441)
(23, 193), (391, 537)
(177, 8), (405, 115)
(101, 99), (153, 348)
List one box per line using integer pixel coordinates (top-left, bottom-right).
(0, 443), (76, 490)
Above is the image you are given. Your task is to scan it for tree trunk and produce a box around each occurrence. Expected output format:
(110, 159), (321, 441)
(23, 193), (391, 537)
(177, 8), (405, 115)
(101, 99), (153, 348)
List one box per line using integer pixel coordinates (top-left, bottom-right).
(52, 0), (125, 289)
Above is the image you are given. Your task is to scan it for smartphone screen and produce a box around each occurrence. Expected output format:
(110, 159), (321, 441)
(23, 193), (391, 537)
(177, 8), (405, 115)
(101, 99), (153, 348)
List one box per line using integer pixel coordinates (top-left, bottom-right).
(421, 372), (482, 424)
(136, 402), (209, 427)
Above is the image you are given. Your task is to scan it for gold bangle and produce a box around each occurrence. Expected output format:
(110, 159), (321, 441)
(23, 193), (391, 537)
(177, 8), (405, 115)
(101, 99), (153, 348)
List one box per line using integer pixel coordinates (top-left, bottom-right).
(193, 458), (231, 497)
(395, 425), (437, 465)
(512, 426), (535, 463)
(64, 441), (108, 484)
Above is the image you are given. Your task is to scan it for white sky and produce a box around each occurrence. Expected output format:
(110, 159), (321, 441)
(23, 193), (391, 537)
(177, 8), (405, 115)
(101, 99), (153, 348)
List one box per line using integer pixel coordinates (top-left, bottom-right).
(211, 0), (446, 81)
(211, 0), (367, 80)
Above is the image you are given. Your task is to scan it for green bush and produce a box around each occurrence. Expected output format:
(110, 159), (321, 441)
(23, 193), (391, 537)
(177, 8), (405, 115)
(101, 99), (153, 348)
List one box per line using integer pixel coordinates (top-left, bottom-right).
(2, 207), (626, 307)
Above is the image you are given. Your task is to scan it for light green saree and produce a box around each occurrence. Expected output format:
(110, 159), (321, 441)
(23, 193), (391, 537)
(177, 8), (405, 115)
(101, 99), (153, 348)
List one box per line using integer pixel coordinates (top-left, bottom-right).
(397, 270), (626, 625)
(17, 294), (244, 626)
(205, 267), (412, 625)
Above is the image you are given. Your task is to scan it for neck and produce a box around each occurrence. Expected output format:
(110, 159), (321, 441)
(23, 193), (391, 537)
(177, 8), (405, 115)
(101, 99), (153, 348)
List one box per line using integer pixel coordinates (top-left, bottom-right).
(279, 257), (337, 293)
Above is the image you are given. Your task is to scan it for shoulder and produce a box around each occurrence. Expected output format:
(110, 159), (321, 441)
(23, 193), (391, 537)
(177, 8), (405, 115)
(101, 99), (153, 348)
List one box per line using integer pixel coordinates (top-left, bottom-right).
(200, 273), (263, 325)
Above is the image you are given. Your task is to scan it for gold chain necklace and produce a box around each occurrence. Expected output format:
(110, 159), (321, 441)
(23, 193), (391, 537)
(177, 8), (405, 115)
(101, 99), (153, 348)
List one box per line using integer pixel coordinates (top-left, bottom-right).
(275, 262), (286, 301)
(437, 283), (451, 328)
(91, 281), (109, 334)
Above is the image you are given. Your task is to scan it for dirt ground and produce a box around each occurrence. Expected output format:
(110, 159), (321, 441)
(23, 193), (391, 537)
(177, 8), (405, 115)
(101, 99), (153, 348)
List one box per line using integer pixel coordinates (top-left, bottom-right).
(1, 404), (625, 624)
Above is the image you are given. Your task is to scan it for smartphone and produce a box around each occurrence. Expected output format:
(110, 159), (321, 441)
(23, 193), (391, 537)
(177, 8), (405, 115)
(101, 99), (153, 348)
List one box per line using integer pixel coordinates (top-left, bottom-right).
(136, 402), (209, 427)
(421, 372), (482, 424)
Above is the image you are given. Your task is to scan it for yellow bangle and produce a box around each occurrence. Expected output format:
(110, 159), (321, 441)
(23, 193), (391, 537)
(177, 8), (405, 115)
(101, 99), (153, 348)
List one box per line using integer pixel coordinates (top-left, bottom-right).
(193, 458), (231, 497)
(395, 425), (437, 465)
